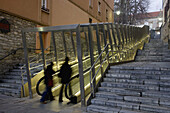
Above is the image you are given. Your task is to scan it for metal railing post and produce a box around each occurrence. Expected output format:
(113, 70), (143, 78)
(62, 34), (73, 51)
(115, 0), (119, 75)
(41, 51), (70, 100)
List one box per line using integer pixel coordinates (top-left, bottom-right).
(51, 32), (58, 68)
(22, 31), (33, 98)
(115, 24), (121, 61)
(120, 24), (125, 48)
(111, 23), (117, 50)
(102, 24), (109, 63)
(76, 25), (85, 106)
(62, 31), (67, 57)
(84, 30), (89, 55)
(70, 31), (77, 58)
(95, 24), (103, 77)
(39, 32), (46, 70)
(88, 25), (96, 94)
(107, 24), (113, 54)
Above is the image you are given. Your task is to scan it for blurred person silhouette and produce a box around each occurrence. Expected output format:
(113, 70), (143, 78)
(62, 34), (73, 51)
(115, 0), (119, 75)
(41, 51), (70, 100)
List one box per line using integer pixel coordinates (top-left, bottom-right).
(58, 57), (72, 102)
(40, 62), (56, 104)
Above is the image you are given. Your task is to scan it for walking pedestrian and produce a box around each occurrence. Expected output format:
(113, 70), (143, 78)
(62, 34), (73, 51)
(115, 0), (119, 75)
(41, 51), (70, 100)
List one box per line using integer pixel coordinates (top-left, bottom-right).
(58, 57), (72, 102)
(40, 62), (56, 104)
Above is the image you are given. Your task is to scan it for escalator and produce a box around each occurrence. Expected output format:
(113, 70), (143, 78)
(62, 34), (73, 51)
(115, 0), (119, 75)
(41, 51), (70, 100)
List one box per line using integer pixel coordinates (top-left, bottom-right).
(36, 74), (79, 103)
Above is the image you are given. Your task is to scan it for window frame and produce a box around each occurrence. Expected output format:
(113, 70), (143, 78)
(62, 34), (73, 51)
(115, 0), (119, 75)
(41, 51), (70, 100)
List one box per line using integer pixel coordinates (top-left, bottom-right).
(41, 0), (49, 13)
(89, 0), (93, 8)
(98, 2), (101, 15)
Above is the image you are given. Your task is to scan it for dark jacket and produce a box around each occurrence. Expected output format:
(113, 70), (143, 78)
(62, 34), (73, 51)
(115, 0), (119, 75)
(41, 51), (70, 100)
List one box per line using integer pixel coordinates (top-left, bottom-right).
(44, 66), (55, 87)
(58, 62), (72, 84)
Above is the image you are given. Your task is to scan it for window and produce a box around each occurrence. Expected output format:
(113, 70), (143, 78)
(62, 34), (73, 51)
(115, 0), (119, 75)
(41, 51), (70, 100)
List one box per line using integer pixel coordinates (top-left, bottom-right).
(106, 9), (108, 21)
(89, 18), (92, 23)
(98, 2), (101, 15)
(42, 0), (47, 9)
(89, 0), (93, 7)
(41, 0), (49, 12)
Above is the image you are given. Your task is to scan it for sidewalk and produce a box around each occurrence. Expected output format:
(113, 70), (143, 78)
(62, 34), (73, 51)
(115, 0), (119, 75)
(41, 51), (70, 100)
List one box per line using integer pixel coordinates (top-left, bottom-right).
(0, 94), (87, 113)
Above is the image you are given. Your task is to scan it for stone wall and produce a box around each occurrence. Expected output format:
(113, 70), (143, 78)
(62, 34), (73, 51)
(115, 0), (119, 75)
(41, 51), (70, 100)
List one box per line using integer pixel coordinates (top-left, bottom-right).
(0, 12), (37, 75)
(161, 18), (170, 48)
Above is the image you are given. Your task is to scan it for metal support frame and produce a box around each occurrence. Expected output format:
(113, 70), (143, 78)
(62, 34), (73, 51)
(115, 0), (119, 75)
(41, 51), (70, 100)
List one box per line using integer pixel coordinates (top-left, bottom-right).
(106, 24), (113, 54)
(95, 24), (103, 77)
(102, 24), (109, 63)
(111, 23), (117, 48)
(123, 25), (128, 44)
(120, 25), (125, 46)
(88, 25), (96, 93)
(84, 30), (89, 55)
(115, 24), (121, 47)
(22, 31), (33, 98)
(70, 31), (77, 58)
(39, 32), (46, 70)
(62, 31), (67, 57)
(21, 23), (149, 107)
(76, 25), (85, 106)
(51, 32), (58, 68)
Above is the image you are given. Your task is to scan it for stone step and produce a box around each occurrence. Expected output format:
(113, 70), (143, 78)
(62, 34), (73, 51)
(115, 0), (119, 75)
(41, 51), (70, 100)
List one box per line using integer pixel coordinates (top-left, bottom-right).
(135, 57), (170, 62)
(87, 104), (146, 113)
(143, 47), (168, 50)
(0, 83), (21, 89)
(98, 87), (141, 96)
(106, 73), (160, 80)
(0, 78), (22, 84)
(106, 73), (170, 81)
(104, 77), (170, 87)
(95, 91), (167, 106)
(95, 92), (124, 101)
(0, 87), (21, 97)
(137, 51), (170, 56)
(87, 104), (121, 113)
(110, 65), (164, 70)
(144, 45), (166, 47)
(140, 104), (170, 113)
(0, 75), (27, 81)
(108, 68), (170, 75)
(90, 97), (170, 113)
(5, 69), (41, 76)
(91, 97), (140, 110)
(101, 82), (159, 91)
(98, 87), (170, 99)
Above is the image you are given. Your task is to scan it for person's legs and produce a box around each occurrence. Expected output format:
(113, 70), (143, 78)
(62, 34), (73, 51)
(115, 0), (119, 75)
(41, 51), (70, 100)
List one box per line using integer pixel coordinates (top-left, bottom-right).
(68, 83), (72, 96)
(59, 84), (64, 102)
(48, 86), (54, 101)
(40, 87), (48, 103)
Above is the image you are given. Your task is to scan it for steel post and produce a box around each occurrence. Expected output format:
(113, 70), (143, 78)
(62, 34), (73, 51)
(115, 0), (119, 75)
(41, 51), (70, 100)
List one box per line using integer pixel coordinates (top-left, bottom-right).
(51, 32), (58, 68)
(88, 25), (96, 93)
(39, 32), (46, 70)
(76, 25), (85, 106)
(22, 31), (33, 98)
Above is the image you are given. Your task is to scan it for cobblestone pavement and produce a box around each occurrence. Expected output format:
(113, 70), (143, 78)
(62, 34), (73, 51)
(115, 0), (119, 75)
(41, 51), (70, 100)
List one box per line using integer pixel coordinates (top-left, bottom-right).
(0, 94), (87, 113)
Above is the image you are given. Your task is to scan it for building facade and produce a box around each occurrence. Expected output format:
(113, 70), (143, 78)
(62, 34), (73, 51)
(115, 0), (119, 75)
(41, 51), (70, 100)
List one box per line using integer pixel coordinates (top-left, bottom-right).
(135, 11), (163, 30)
(0, 0), (114, 74)
(161, 0), (170, 47)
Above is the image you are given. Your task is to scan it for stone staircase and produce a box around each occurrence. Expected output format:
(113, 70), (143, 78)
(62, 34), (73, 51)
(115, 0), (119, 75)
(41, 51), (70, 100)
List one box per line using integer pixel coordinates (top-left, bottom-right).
(0, 52), (54, 97)
(87, 38), (170, 113)
(0, 63), (44, 97)
(136, 39), (170, 62)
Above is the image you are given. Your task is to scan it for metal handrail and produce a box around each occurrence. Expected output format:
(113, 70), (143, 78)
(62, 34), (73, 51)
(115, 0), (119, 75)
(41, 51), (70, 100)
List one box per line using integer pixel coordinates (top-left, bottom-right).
(89, 43), (110, 97)
(0, 48), (23, 61)
(0, 48), (42, 61)
(20, 46), (53, 97)
(89, 37), (148, 97)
